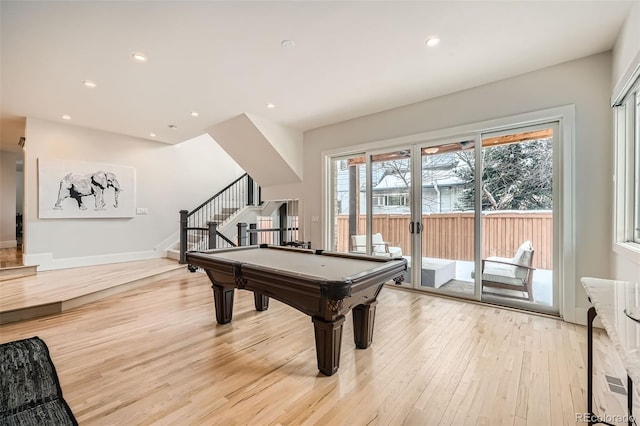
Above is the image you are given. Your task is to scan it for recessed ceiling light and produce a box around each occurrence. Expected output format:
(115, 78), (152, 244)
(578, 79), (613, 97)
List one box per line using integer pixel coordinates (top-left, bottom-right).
(425, 37), (440, 47)
(190, 111), (199, 117)
(266, 103), (275, 109)
(150, 133), (156, 137)
(281, 40), (295, 48)
(61, 114), (71, 120)
(424, 147), (439, 154)
(82, 80), (97, 88)
(131, 52), (148, 62)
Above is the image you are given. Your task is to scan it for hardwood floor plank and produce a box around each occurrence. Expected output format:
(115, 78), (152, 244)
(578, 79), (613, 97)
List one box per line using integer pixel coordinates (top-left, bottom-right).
(0, 266), (633, 425)
(0, 247), (22, 268)
(0, 258), (181, 312)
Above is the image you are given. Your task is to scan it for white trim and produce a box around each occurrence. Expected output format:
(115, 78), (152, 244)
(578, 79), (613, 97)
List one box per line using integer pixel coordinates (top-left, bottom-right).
(321, 105), (577, 322)
(559, 112), (576, 322)
(473, 133), (483, 301)
(411, 144), (422, 286)
(0, 240), (17, 249)
(612, 77), (640, 266)
(24, 249), (165, 271)
(155, 231), (179, 253)
(321, 154), (332, 251)
(612, 49), (640, 107)
(613, 242), (640, 264)
(574, 307), (592, 327)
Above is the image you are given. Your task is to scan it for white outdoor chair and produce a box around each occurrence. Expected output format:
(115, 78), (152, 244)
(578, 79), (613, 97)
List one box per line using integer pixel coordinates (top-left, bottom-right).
(472, 240), (536, 301)
(351, 233), (403, 258)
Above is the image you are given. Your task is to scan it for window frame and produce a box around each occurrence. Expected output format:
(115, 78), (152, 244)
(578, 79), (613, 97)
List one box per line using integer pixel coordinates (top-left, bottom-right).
(635, 87), (640, 243)
(613, 73), (640, 255)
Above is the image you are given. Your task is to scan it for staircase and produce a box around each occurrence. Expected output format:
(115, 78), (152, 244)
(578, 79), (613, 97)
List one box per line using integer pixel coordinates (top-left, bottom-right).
(167, 174), (305, 262)
(214, 207), (241, 223)
(166, 173), (262, 261)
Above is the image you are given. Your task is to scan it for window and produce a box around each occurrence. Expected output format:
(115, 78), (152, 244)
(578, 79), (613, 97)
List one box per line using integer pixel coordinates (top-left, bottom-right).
(387, 194), (409, 206)
(372, 196), (386, 206)
(614, 74), (640, 247)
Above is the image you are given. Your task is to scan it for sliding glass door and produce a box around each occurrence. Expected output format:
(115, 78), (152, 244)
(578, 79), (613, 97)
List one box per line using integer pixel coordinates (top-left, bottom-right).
(327, 121), (559, 315)
(329, 154), (366, 254)
(479, 124), (557, 313)
(328, 149), (412, 268)
(414, 138), (478, 297)
(369, 149), (412, 262)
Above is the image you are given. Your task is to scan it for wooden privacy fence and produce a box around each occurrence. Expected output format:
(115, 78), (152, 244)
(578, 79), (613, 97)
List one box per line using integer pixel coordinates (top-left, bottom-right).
(335, 211), (553, 270)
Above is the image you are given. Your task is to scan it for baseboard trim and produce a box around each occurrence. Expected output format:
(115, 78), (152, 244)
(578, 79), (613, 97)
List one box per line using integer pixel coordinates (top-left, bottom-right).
(0, 240), (17, 249)
(573, 306), (603, 328)
(24, 250), (163, 271)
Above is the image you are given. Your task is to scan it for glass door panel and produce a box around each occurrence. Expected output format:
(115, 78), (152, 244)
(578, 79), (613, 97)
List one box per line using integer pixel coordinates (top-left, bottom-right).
(418, 139), (477, 296)
(368, 148), (412, 283)
(479, 125), (557, 314)
(329, 155), (367, 254)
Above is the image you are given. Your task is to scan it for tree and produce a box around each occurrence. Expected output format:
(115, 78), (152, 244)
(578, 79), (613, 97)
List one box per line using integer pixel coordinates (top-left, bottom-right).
(455, 139), (553, 211)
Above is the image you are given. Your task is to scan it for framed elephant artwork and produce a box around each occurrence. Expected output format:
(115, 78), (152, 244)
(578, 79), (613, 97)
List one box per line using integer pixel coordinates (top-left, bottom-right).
(38, 159), (136, 218)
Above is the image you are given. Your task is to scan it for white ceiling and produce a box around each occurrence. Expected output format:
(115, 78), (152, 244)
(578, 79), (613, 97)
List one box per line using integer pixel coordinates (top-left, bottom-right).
(0, 1), (633, 153)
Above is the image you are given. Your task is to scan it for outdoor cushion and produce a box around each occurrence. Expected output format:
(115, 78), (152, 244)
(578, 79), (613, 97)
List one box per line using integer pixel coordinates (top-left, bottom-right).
(351, 233), (402, 258)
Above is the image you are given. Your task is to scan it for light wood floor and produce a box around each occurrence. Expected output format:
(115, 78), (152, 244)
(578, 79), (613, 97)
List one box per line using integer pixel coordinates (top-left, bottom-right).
(0, 246), (22, 268)
(0, 266), (634, 425)
(0, 258), (182, 313)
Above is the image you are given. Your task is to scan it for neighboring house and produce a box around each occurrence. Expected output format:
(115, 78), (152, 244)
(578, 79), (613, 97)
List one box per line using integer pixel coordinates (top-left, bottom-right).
(334, 152), (468, 215)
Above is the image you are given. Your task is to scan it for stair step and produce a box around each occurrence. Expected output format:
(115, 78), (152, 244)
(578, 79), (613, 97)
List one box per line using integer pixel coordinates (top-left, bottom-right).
(166, 249), (181, 261)
(0, 265), (37, 282)
(0, 261), (183, 324)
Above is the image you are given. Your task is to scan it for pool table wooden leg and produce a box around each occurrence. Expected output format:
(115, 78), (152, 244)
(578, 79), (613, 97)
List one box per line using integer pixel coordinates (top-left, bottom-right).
(352, 300), (378, 349)
(211, 284), (234, 324)
(312, 315), (345, 376)
(254, 292), (269, 311)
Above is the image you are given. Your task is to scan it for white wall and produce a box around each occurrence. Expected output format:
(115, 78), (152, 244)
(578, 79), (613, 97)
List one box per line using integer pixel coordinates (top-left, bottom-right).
(23, 118), (243, 270)
(302, 52), (613, 322)
(0, 151), (17, 248)
(207, 114), (302, 187)
(246, 114), (304, 181)
(611, 1), (640, 284)
(612, 2), (640, 91)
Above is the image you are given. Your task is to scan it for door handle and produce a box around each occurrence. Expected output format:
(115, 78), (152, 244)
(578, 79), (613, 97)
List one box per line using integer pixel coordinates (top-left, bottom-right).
(409, 222), (422, 234)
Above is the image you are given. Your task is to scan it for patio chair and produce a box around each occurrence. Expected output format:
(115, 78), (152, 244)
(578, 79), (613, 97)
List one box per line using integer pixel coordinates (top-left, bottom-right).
(473, 240), (536, 301)
(351, 233), (403, 258)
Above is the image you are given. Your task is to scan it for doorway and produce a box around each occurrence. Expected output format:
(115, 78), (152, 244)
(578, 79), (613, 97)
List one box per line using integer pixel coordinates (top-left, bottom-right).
(327, 123), (559, 315)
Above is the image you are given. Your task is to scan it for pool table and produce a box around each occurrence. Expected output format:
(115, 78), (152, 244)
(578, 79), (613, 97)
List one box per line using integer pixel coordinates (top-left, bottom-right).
(186, 244), (406, 376)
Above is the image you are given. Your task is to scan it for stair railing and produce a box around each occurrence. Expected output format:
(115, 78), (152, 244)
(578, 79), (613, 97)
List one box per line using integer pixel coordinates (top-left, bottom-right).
(179, 174), (260, 263)
(237, 222), (308, 248)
